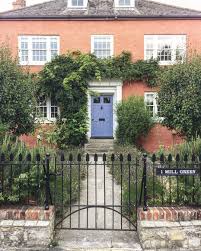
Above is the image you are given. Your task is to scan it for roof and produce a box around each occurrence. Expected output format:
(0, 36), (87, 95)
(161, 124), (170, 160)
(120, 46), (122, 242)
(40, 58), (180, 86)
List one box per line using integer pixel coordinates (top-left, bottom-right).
(1, 0), (201, 19)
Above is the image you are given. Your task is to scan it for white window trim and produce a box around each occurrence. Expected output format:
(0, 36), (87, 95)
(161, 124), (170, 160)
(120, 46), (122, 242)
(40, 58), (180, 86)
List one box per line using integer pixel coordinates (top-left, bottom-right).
(91, 35), (114, 58)
(144, 35), (186, 66)
(18, 35), (60, 66)
(68, 0), (88, 8)
(114, 0), (135, 8)
(35, 97), (60, 124)
(144, 92), (163, 122)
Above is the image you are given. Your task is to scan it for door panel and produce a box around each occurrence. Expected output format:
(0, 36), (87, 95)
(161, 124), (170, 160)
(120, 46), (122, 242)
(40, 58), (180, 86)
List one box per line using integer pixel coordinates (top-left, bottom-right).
(91, 95), (113, 138)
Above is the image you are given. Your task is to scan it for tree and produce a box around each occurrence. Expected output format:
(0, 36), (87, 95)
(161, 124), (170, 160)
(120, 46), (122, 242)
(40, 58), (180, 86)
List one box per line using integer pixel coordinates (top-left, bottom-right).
(0, 46), (36, 135)
(158, 56), (201, 139)
(116, 96), (153, 145)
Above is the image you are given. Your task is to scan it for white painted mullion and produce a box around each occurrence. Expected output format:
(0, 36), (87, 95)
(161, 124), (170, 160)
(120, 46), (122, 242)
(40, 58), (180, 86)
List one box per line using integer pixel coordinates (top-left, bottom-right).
(47, 98), (51, 121)
(28, 36), (33, 65)
(47, 37), (51, 62)
(153, 36), (158, 60)
(172, 36), (176, 63)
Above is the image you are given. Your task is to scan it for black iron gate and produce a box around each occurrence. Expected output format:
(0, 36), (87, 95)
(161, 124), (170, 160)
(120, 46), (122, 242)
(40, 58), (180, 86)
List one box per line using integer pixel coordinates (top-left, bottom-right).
(1, 151), (200, 231)
(48, 153), (141, 231)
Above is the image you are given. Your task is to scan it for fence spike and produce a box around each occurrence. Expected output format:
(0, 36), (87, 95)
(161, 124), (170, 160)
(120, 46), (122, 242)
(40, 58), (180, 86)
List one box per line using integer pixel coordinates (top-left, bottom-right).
(176, 154), (180, 162)
(77, 153), (82, 162)
(127, 154), (131, 162)
(69, 153), (73, 162)
(10, 153), (14, 161)
(18, 153), (23, 162)
(184, 154), (188, 162)
(160, 153), (164, 163)
(152, 154), (156, 162)
(103, 153), (106, 162)
(168, 154), (172, 162)
(26, 153), (31, 162)
(61, 153), (65, 162)
(192, 153), (196, 162)
(0, 153), (5, 162)
(86, 153), (90, 162)
(120, 154), (123, 162)
(94, 154), (98, 162)
(36, 153), (41, 162)
(111, 154), (115, 162)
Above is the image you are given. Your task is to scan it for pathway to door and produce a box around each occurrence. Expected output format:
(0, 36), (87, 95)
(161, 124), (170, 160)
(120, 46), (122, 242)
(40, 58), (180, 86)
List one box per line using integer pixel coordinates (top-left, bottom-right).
(55, 156), (142, 250)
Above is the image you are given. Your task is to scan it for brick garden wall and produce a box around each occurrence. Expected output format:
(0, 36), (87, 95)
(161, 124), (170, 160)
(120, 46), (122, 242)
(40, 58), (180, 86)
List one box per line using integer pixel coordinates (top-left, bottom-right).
(138, 207), (201, 250)
(0, 206), (55, 248)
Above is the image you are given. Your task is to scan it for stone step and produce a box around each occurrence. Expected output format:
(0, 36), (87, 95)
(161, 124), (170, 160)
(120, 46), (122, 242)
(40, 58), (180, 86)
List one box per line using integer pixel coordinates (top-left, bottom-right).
(85, 139), (114, 154)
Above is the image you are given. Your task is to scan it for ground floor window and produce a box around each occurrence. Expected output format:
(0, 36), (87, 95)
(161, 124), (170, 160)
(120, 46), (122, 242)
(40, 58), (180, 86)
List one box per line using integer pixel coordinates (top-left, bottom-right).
(144, 92), (161, 118)
(36, 96), (59, 122)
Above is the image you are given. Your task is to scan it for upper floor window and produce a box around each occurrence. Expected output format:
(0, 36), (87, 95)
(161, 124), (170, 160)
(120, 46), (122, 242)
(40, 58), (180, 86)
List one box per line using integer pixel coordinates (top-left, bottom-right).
(18, 36), (59, 65)
(144, 35), (186, 65)
(68, 0), (87, 8)
(144, 92), (161, 118)
(36, 96), (59, 122)
(114, 0), (135, 8)
(91, 35), (114, 59)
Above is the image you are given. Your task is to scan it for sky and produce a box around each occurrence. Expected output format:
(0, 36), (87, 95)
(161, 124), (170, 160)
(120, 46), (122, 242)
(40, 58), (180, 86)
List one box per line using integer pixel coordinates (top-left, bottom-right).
(1, 0), (201, 12)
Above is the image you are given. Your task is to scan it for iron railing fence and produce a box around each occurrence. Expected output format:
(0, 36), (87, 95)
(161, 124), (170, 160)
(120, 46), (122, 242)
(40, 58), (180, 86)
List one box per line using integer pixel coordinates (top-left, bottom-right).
(0, 152), (200, 216)
(143, 153), (201, 210)
(0, 152), (50, 208)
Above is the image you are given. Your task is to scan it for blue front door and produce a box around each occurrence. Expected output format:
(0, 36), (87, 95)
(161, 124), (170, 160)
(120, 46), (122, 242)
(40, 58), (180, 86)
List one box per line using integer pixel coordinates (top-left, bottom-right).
(91, 95), (113, 138)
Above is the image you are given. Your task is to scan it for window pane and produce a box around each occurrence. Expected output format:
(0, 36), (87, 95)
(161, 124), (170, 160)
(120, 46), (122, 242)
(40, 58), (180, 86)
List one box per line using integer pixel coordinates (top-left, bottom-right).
(93, 97), (100, 103)
(36, 96), (47, 118)
(119, 0), (130, 5)
(104, 97), (111, 103)
(93, 36), (113, 59)
(72, 0), (83, 6)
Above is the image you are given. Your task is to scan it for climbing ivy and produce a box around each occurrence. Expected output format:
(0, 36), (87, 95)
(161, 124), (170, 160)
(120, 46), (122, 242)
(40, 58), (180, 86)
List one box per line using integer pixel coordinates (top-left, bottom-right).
(38, 51), (159, 147)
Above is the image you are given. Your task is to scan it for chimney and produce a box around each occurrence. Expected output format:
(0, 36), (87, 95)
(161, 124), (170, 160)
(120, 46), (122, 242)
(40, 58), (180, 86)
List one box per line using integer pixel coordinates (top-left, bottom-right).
(12, 0), (26, 10)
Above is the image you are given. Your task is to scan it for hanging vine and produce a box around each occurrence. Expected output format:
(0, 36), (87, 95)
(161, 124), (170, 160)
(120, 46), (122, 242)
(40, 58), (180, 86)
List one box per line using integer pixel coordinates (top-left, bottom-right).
(38, 51), (159, 147)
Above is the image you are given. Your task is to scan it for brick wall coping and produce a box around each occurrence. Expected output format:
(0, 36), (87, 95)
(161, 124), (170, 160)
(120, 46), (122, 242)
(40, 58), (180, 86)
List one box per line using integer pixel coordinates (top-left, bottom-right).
(138, 207), (201, 221)
(0, 206), (54, 221)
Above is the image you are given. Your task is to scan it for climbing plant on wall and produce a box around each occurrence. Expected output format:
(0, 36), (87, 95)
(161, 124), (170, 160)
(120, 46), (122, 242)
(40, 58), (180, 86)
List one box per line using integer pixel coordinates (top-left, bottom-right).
(38, 51), (159, 147)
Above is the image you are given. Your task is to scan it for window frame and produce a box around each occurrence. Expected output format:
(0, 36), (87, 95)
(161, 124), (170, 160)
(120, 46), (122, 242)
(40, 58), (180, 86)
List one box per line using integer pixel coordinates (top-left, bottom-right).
(144, 92), (162, 120)
(114, 0), (135, 8)
(68, 0), (88, 8)
(91, 35), (114, 59)
(36, 97), (59, 123)
(144, 35), (186, 65)
(18, 35), (60, 66)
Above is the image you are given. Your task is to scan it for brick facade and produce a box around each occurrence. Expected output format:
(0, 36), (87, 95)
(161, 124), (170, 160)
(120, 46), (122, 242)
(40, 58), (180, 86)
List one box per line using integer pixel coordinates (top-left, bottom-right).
(0, 17), (200, 151)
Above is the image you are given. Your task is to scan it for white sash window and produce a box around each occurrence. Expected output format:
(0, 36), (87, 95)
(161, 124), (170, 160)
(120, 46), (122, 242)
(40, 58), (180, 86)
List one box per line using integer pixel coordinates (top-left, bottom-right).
(144, 35), (186, 65)
(18, 36), (60, 65)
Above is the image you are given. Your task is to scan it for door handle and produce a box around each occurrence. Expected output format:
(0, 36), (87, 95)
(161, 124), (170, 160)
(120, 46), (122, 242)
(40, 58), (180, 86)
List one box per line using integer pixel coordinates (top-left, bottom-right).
(99, 118), (105, 121)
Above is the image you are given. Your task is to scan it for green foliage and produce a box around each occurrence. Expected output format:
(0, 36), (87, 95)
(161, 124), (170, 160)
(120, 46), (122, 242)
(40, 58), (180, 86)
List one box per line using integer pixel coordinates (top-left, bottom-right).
(0, 45), (36, 135)
(0, 123), (8, 143)
(0, 134), (85, 205)
(156, 136), (201, 160)
(116, 96), (153, 145)
(39, 51), (159, 147)
(158, 56), (201, 139)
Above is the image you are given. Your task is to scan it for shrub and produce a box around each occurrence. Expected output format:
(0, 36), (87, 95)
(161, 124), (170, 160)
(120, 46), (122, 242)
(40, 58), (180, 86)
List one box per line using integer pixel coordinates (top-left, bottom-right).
(0, 135), (85, 206)
(0, 45), (36, 135)
(116, 96), (153, 145)
(158, 56), (201, 139)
